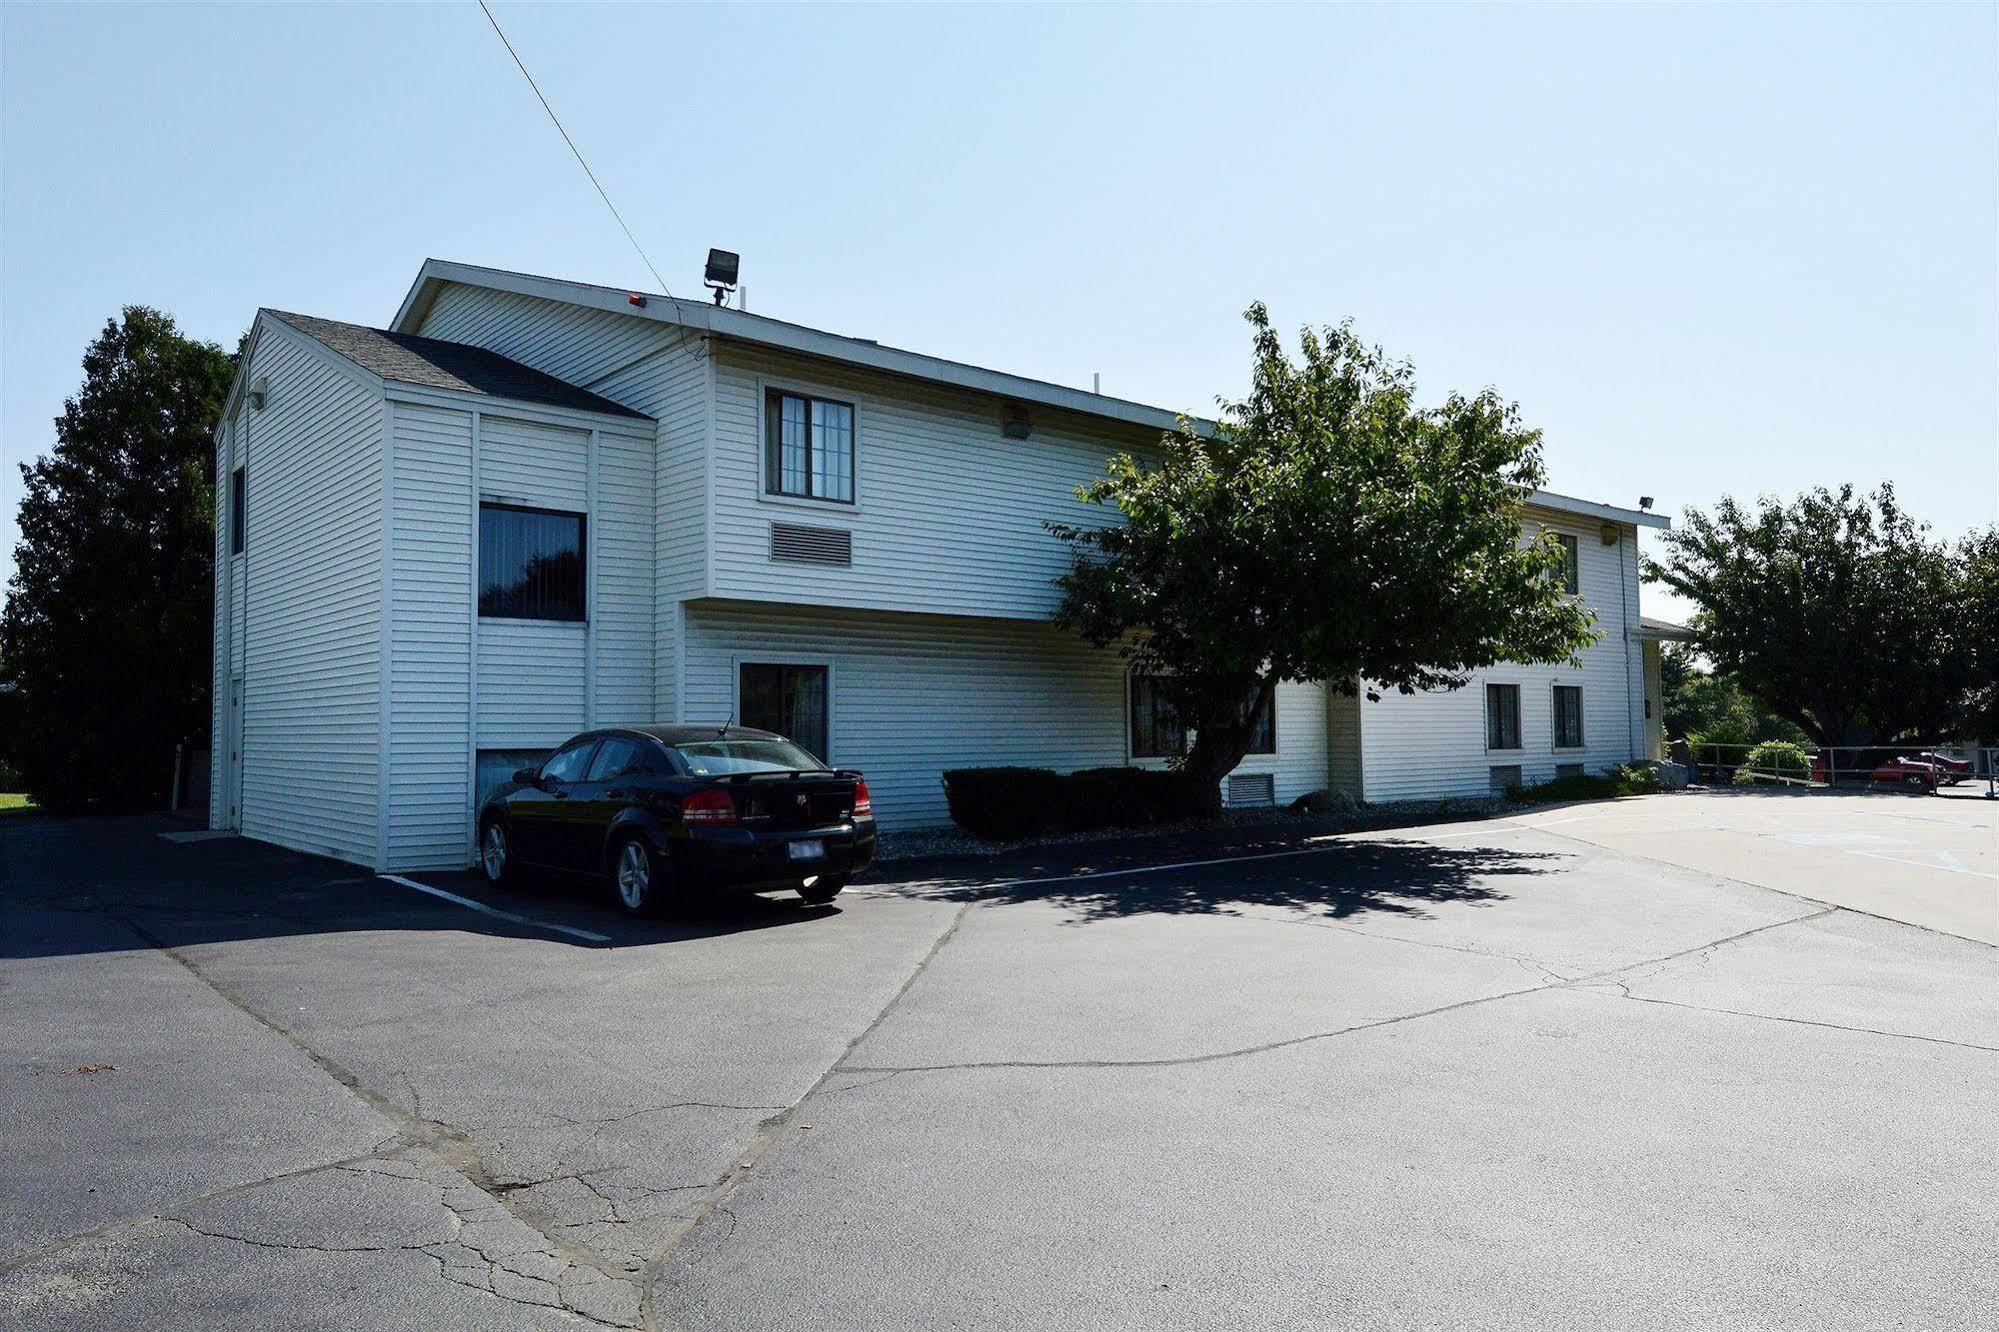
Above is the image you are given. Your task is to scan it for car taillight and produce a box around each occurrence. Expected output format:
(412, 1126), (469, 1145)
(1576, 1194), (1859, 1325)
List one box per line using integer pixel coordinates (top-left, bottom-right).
(852, 779), (873, 819)
(683, 789), (737, 824)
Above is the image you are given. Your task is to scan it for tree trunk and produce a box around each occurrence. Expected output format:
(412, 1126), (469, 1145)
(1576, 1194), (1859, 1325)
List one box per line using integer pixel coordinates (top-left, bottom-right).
(1180, 678), (1274, 819)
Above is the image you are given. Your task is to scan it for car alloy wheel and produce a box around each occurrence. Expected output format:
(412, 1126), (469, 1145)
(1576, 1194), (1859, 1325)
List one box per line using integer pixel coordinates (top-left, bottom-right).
(616, 839), (653, 914)
(481, 822), (508, 883)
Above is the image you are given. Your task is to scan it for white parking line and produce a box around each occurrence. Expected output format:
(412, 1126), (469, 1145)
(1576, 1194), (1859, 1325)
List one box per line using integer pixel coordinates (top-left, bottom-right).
(379, 874), (611, 943)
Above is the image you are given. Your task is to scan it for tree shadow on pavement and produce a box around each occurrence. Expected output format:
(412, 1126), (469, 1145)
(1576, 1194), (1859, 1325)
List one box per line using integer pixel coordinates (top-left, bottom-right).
(922, 838), (1567, 924)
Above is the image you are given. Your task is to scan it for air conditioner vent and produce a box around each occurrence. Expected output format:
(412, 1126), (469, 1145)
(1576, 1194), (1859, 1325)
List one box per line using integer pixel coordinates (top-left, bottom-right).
(1227, 773), (1276, 808)
(770, 522), (852, 567)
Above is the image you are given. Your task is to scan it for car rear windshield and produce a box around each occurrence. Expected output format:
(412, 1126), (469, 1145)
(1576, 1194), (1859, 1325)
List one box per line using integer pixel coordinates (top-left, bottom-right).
(672, 738), (828, 776)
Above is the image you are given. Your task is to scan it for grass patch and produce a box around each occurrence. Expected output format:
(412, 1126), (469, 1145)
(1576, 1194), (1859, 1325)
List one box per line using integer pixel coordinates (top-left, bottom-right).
(0, 792), (40, 817)
(1504, 764), (1661, 806)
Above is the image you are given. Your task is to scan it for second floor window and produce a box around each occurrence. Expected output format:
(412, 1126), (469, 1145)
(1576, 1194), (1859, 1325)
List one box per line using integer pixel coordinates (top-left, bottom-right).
(230, 466), (246, 554)
(765, 390), (854, 503)
(479, 503), (586, 622)
(1555, 533), (1580, 594)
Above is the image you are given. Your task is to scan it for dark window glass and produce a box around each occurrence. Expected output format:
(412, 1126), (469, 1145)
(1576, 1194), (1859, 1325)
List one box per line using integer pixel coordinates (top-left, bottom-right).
(230, 467), (246, 555)
(539, 739), (599, 784)
(764, 390), (855, 502)
(673, 737), (827, 776)
(584, 737), (641, 782)
(480, 504), (586, 621)
(1556, 534), (1580, 594)
(1486, 683), (1522, 750)
(1129, 676), (1272, 758)
(1244, 686), (1276, 756)
(738, 664), (830, 762)
(1553, 685), (1585, 749)
(1129, 675), (1186, 759)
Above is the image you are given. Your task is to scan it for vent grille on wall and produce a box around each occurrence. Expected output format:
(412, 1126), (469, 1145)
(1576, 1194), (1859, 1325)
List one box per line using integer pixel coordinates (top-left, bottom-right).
(770, 522), (852, 567)
(1227, 773), (1277, 808)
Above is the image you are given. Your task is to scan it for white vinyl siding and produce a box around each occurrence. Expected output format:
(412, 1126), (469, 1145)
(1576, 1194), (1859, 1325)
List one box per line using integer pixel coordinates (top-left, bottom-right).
(387, 403), (474, 868)
(706, 343), (1158, 622)
(681, 600), (1327, 830)
(412, 282), (705, 723)
(234, 326), (385, 865)
(1358, 514), (1645, 801)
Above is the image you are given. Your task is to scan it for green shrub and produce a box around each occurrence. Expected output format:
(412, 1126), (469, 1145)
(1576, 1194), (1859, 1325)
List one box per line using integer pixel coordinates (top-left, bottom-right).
(941, 767), (1064, 840)
(1506, 763), (1662, 806)
(942, 765), (1207, 840)
(1732, 740), (1813, 785)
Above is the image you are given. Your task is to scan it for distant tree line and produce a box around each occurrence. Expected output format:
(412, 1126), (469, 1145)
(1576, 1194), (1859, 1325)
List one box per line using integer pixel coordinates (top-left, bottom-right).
(0, 308), (235, 810)
(1648, 484), (1996, 749)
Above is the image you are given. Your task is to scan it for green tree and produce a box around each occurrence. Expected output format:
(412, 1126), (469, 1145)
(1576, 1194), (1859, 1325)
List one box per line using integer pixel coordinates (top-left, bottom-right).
(1646, 484), (1968, 747)
(1050, 304), (1598, 815)
(1953, 527), (1999, 742)
(0, 308), (236, 810)
(1658, 643), (1805, 746)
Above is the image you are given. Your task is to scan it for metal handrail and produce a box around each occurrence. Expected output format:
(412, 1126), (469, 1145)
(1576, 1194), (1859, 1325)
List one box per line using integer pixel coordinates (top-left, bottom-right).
(1674, 740), (1998, 796)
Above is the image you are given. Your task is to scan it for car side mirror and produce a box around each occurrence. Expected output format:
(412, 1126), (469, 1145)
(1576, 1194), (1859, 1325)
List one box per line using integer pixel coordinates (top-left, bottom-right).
(514, 766), (540, 787)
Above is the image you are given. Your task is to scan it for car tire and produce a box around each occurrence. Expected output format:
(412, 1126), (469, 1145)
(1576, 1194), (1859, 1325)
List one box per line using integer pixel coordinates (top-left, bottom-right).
(611, 834), (666, 916)
(479, 818), (516, 885)
(1903, 773), (1931, 793)
(798, 874), (847, 906)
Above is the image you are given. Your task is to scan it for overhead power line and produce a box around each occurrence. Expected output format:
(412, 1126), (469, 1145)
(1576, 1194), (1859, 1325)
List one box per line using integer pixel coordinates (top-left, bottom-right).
(476, 1), (671, 299)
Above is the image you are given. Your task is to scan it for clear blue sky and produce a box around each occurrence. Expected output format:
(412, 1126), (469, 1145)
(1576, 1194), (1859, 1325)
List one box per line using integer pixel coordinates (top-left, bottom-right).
(4, 3), (1993, 624)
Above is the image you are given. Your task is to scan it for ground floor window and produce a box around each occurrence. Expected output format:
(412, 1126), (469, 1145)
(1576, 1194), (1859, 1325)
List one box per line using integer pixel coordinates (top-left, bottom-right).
(739, 663), (830, 762)
(1553, 684), (1585, 749)
(1129, 676), (1275, 759)
(479, 503), (586, 621)
(1486, 683), (1522, 750)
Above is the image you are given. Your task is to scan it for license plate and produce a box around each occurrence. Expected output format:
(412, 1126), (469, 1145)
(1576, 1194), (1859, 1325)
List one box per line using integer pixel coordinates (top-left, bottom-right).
(787, 839), (826, 861)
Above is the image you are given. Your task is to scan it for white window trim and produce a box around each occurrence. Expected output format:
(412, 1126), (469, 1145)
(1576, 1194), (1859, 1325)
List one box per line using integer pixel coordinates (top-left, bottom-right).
(1551, 681), (1587, 751)
(753, 374), (864, 512)
(730, 654), (838, 766)
(1484, 679), (1525, 753)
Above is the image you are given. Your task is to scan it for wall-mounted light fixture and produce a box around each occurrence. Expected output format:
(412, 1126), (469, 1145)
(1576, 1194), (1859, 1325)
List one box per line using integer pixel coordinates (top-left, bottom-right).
(1599, 523), (1619, 546)
(247, 376), (268, 411)
(1002, 404), (1031, 439)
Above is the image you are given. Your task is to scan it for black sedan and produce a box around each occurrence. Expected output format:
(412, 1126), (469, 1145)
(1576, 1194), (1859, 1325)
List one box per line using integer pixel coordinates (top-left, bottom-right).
(476, 724), (876, 914)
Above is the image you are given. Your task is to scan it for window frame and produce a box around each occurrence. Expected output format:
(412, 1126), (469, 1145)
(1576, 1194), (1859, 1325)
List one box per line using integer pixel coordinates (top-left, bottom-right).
(1555, 533), (1581, 595)
(1126, 675), (1276, 761)
(761, 384), (858, 507)
(477, 501), (589, 624)
(1485, 682), (1523, 753)
(1552, 683), (1586, 750)
(733, 658), (835, 765)
(1127, 674), (1187, 761)
(229, 466), (246, 556)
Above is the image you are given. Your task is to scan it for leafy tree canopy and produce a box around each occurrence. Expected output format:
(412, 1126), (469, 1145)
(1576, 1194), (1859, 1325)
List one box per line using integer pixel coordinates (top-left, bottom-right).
(1658, 643), (1806, 748)
(0, 307), (235, 810)
(1050, 304), (1598, 812)
(1646, 484), (1986, 747)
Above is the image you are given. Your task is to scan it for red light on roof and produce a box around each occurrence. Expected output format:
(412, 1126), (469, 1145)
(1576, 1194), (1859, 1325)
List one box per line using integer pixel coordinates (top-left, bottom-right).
(627, 294), (647, 308)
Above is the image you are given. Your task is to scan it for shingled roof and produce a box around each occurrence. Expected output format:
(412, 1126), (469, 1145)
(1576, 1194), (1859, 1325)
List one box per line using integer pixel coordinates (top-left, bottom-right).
(264, 310), (649, 420)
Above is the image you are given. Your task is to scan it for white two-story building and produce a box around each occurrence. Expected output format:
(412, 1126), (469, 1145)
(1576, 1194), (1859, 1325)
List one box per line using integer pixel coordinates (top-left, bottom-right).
(211, 258), (1669, 872)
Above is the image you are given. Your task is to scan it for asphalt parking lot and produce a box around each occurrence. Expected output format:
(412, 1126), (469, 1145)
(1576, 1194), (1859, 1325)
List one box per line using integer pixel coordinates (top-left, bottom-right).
(3, 789), (1994, 1330)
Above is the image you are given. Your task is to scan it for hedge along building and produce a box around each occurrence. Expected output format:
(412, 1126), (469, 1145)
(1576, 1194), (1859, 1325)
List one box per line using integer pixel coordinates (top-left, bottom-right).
(211, 259), (1670, 872)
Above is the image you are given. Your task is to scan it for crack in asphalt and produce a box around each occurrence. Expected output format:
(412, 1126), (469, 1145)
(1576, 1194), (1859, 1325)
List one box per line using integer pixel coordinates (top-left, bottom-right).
(73, 910), (647, 1327)
(1571, 983), (1999, 1053)
(831, 907), (1843, 1077)
(634, 895), (979, 1330)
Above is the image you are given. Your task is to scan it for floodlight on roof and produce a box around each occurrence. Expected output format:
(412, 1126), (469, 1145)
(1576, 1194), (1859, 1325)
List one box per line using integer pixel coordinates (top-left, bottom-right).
(704, 249), (740, 305)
